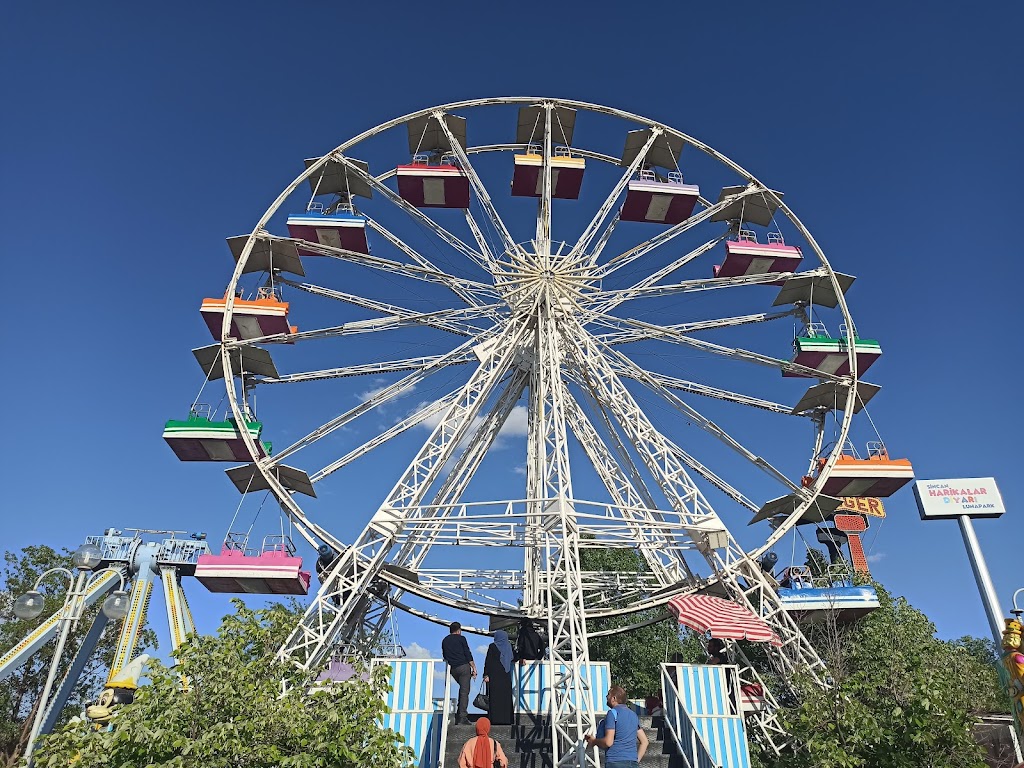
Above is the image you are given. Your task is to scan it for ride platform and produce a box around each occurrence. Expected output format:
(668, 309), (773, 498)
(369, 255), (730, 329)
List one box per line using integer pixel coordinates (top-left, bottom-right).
(162, 412), (271, 462)
(620, 170), (700, 224)
(785, 328), (882, 377)
(714, 231), (802, 280)
(777, 567), (879, 624)
(807, 443), (914, 497)
(195, 538), (310, 595)
(286, 206), (370, 255)
(396, 156), (470, 208)
(200, 291), (295, 341)
(510, 147), (585, 199)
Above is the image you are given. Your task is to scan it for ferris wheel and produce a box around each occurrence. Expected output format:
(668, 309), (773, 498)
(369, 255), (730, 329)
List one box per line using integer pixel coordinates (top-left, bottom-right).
(173, 97), (914, 757)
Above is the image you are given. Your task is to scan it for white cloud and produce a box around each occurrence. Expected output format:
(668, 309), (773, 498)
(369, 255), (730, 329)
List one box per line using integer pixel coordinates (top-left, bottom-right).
(497, 406), (528, 438)
(866, 552), (886, 563)
(474, 644), (489, 656)
(512, 464), (527, 476)
(404, 642), (436, 659)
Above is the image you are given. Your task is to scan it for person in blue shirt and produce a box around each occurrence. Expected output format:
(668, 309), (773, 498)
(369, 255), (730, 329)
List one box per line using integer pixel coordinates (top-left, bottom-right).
(584, 685), (649, 768)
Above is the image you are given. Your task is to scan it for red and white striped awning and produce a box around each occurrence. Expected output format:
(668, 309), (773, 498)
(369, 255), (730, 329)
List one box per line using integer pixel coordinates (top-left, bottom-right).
(667, 594), (782, 646)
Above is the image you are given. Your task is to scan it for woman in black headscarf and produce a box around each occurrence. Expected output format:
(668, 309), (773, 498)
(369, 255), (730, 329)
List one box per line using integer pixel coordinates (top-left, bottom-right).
(483, 630), (514, 725)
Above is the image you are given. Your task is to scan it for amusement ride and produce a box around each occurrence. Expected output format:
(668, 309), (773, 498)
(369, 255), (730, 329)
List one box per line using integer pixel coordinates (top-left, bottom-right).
(5, 97), (926, 766)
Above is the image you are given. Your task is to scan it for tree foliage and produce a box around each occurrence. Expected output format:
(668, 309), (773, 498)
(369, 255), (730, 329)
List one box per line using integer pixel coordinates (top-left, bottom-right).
(0, 546), (156, 768)
(579, 544), (696, 697)
(759, 585), (1008, 768)
(34, 600), (416, 768)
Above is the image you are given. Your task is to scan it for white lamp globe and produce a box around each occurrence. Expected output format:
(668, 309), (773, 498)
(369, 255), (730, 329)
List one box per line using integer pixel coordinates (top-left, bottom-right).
(13, 591), (45, 620)
(71, 544), (103, 571)
(101, 591), (130, 621)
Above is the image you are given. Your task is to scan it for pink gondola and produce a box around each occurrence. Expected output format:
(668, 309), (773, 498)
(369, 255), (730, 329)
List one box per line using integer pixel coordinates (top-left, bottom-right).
(713, 231), (803, 280)
(195, 535), (310, 595)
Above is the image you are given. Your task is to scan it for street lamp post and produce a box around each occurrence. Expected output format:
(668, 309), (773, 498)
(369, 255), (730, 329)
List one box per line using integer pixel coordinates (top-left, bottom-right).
(14, 544), (129, 763)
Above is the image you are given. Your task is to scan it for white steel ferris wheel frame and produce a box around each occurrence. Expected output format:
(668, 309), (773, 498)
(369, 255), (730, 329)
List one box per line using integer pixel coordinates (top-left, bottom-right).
(215, 97), (862, 759)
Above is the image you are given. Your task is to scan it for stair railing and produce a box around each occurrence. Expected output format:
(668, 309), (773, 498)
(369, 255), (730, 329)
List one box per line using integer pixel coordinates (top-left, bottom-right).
(436, 664), (452, 768)
(555, 738), (588, 767)
(661, 666), (719, 768)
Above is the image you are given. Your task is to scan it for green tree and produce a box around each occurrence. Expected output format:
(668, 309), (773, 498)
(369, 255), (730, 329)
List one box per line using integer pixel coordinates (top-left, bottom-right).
(760, 585), (1006, 768)
(946, 635), (1007, 714)
(579, 544), (695, 698)
(804, 547), (831, 578)
(34, 600), (416, 768)
(0, 546), (156, 768)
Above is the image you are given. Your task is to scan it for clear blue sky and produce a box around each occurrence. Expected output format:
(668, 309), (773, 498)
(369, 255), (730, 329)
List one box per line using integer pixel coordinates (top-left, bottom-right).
(2, 2), (1022, 665)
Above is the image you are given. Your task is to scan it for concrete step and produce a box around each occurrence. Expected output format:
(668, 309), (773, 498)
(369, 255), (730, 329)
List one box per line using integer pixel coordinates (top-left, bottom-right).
(442, 713), (678, 768)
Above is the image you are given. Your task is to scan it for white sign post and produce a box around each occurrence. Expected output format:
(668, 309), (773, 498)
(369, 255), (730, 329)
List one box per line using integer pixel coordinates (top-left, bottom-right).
(913, 478), (1007, 644)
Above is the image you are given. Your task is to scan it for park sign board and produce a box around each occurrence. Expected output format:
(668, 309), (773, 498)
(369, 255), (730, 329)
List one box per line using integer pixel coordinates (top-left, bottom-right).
(835, 496), (885, 518)
(913, 477), (1005, 520)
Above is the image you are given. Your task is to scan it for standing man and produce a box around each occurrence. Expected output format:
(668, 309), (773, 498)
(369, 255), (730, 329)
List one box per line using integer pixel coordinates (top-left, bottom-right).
(442, 621), (476, 724)
(585, 685), (648, 768)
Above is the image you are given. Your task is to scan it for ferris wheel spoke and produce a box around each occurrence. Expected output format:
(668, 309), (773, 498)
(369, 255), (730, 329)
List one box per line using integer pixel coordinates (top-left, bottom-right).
(587, 268), (816, 306)
(274, 279), (501, 335)
(311, 387), (464, 483)
(593, 308), (799, 344)
(462, 210), (497, 272)
(596, 314), (846, 381)
(563, 393), (693, 585)
(606, 350), (802, 493)
(355, 369), (530, 648)
(565, 324), (737, 533)
(594, 185), (766, 281)
(534, 104), (555, 250)
(268, 331), (494, 466)
(569, 129), (661, 269)
(573, 381), (660, 512)
(257, 353), (474, 386)
(230, 306), (499, 347)
(589, 236), (723, 316)
(364, 218), (493, 307)
(434, 112), (519, 259)
(616, 368), (801, 416)
(572, 368), (760, 516)
(271, 233), (496, 301)
(393, 368), (530, 569)
(278, 319), (532, 669)
(586, 213), (620, 267)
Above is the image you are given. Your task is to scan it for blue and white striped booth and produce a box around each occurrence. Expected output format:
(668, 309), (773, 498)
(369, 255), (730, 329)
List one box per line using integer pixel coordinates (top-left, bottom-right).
(373, 657), (446, 768)
(662, 663), (752, 768)
(515, 660), (611, 717)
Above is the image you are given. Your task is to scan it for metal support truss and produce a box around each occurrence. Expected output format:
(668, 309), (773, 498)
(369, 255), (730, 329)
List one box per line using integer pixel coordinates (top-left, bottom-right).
(534, 298), (598, 767)
(355, 369), (531, 649)
(565, 320), (827, 752)
(276, 318), (533, 669)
